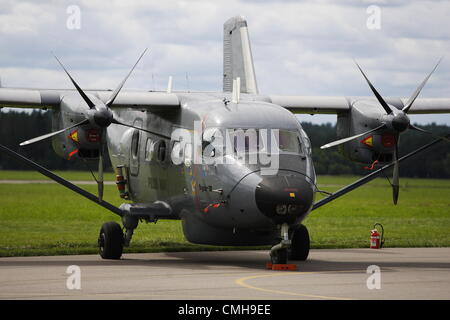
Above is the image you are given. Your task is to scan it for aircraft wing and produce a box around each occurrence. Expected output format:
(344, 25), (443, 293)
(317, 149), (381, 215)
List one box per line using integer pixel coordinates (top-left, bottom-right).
(0, 88), (61, 109)
(269, 95), (450, 114)
(0, 88), (180, 111)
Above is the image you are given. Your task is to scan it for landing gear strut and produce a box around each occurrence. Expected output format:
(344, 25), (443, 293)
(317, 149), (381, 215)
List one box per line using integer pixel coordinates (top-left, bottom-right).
(270, 223), (310, 264)
(270, 223), (290, 264)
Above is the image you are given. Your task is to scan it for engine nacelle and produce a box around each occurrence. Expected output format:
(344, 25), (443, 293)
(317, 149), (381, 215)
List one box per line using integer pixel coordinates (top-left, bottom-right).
(51, 95), (103, 160)
(337, 99), (396, 165)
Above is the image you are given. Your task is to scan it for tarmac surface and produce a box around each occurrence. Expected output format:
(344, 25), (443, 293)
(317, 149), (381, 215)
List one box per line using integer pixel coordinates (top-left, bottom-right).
(0, 247), (449, 300)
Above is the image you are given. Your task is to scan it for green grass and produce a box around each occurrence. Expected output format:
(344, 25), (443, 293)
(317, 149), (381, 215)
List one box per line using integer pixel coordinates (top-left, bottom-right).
(0, 170), (116, 181)
(0, 171), (449, 256)
(310, 175), (450, 248)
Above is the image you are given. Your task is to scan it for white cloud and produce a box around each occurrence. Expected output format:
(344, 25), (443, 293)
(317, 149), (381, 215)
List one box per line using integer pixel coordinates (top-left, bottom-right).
(0, 0), (450, 125)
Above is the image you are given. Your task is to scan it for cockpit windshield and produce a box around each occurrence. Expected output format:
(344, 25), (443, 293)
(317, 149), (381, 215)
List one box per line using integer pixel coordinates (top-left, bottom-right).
(202, 127), (304, 157)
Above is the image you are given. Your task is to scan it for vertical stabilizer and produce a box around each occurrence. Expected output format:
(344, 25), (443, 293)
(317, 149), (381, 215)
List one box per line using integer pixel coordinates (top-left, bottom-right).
(223, 16), (258, 94)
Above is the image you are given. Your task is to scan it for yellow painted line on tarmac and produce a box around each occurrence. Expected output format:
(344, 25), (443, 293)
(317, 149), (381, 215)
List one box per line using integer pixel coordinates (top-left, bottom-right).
(235, 270), (360, 300)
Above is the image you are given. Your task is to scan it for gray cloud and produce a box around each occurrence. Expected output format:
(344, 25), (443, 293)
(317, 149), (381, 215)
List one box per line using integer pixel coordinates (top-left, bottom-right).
(1, 0), (450, 124)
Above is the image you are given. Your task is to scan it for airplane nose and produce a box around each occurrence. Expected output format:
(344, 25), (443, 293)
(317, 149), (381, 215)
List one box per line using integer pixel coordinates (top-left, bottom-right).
(255, 174), (314, 224)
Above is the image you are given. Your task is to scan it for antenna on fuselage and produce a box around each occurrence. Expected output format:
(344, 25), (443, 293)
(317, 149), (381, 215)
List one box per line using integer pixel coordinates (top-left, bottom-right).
(232, 77), (240, 103)
(185, 72), (190, 92)
(167, 76), (173, 93)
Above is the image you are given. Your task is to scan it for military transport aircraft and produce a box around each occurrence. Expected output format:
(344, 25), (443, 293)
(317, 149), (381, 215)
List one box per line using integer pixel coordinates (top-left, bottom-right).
(0, 16), (449, 264)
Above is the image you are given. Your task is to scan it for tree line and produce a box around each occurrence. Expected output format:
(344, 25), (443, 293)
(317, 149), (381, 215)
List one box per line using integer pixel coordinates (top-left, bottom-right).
(0, 110), (449, 178)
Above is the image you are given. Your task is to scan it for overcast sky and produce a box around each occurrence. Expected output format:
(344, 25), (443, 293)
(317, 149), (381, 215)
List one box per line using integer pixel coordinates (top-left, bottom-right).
(1, 0), (450, 125)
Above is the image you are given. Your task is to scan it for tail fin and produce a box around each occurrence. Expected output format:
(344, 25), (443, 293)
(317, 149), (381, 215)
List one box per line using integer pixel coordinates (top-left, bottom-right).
(223, 16), (258, 94)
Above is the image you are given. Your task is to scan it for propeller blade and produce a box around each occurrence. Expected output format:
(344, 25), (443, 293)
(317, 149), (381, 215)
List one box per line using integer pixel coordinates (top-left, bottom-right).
(20, 119), (89, 146)
(409, 124), (450, 142)
(53, 54), (96, 110)
(320, 124), (386, 149)
(98, 143), (104, 203)
(354, 60), (393, 115)
(105, 48), (148, 107)
(392, 136), (400, 205)
(403, 57), (443, 114)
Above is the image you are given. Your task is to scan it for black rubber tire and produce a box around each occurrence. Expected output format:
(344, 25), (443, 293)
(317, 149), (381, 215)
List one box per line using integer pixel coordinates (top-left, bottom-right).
(98, 221), (124, 260)
(271, 248), (288, 264)
(289, 224), (310, 261)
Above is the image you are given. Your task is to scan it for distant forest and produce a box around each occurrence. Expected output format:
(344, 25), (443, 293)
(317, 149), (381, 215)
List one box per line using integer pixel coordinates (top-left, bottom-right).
(0, 110), (449, 178)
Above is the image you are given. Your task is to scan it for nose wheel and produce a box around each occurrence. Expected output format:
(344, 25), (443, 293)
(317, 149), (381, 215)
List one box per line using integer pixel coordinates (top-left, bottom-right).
(270, 223), (310, 265)
(289, 224), (310, 261)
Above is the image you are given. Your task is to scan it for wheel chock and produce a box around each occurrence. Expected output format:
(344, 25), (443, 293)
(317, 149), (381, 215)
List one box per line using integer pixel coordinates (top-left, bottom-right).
(265, 263), (297, 271)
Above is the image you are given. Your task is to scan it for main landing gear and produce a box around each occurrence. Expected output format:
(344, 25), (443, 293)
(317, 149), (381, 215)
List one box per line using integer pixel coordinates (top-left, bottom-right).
(98, 221), (124, 259)
(270, 223), (310, 264)
(98, 215), (139, 259)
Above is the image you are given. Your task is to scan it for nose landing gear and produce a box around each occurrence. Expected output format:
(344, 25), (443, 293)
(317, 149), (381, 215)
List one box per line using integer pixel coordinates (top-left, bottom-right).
(270, 223), (291, 264)
(270, 223), (310, 266)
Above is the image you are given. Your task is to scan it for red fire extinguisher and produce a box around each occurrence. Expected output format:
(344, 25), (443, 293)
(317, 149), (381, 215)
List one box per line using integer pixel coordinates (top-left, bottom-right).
(370, 223), (384, 249)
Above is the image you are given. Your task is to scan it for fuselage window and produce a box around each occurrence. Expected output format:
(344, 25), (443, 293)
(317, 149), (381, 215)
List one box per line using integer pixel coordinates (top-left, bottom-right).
(145, 138), (154, 161)
(171, 141), (184, 165)
(157, 140), (167, 162)
(131, 130), (140, 159)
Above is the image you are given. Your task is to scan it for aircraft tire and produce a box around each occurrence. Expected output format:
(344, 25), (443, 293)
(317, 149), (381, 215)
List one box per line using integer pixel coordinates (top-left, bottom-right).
(289, 224), (310, 261)
(98, 221), (124, 259)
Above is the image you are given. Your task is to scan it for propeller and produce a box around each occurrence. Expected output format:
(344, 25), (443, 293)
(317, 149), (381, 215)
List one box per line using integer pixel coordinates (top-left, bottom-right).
(97, 139), (105, 202)
(392, 135), (400, 205)
(320, 123), (386, 150)
(321, 58), (448, 204)
(19, 49), (158, 201)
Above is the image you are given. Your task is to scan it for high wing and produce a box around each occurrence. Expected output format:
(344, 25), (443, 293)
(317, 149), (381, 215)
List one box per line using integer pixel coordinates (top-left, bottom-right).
(269, 95), (450, 114)
(0, 88), (180, 110)
(0, 88), (60, 109)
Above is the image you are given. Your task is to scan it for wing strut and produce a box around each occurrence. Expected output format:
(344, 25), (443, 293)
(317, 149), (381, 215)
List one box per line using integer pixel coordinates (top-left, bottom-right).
(312, 135), (449, 211)
(0, 143), (124, 217)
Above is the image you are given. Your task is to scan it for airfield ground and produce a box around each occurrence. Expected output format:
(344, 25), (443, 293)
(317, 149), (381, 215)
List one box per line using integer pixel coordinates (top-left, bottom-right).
(0, 171), (449, 257)
(0, 248), (449, 300)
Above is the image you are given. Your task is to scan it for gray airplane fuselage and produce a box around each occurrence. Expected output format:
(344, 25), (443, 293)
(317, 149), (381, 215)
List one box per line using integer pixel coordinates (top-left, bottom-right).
(96, 92), (316, 246)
